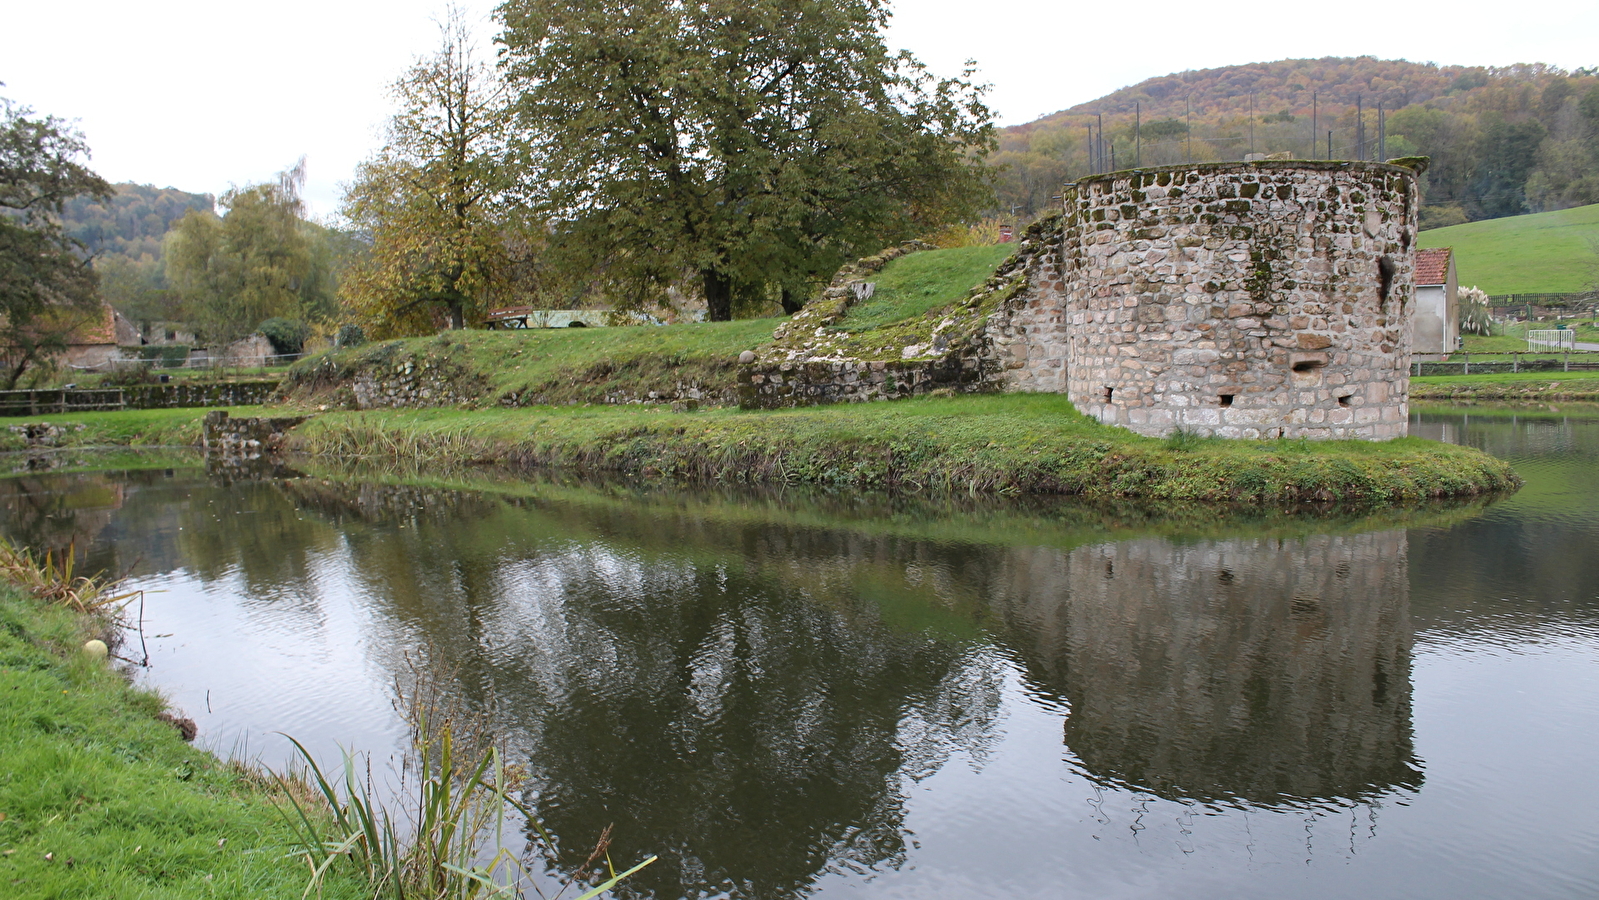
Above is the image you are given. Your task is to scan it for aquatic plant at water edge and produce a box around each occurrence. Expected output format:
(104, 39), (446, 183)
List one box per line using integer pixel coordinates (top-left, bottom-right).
(277, 657), (653, 899)
(0, 537), (140, 616)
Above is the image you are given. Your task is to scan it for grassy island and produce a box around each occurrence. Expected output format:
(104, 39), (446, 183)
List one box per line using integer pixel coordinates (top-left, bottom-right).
(274, 395), (1517, 505)
(0, 246), (1526, 506)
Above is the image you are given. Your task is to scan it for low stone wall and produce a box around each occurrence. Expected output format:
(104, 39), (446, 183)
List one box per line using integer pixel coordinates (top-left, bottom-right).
(0, 389), (123, 416)
(743, 355), (986, 407)
(1415, 357), (1599, 376)
(122, 381), (281, 409)
(348, 359), (483, 409)
(0, 382), (280, 416)
(201, 410), (309, 458)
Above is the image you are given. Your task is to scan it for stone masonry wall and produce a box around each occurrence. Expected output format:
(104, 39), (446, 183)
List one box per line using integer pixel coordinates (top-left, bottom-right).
(740, 240), (1012, 409)
(1063, 160), (1419, 439)
(983, 221), (1069, 393)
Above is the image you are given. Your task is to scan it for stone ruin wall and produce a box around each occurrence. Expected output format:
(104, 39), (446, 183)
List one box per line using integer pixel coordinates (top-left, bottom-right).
(739, 160), (1420, 441)
(982, 226), (1070, 394)
(1063, 161), (1418, 439)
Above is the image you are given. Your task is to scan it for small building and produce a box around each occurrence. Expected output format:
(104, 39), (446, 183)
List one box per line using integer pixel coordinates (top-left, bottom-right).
(1412, 248), (1457, 360)
(62, 305), (140, 371)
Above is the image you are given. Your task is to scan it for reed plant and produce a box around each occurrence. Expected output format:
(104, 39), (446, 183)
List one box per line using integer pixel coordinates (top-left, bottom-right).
(0, 537), (139, 616)
(277, 656), (652, 899)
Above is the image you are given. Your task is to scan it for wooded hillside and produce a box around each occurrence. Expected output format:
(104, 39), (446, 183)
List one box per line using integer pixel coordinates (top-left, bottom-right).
(993, 57), (1599, 228)
(61, 183), (213, 264)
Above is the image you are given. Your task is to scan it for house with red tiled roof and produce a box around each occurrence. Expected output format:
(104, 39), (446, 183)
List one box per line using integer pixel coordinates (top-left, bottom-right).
(60, 303), (139, 371)
(1413, 247), (1457, 359)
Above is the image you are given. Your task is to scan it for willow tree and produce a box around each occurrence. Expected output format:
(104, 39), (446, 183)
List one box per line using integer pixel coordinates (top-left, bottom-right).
(498, 0), (995, 320)
(340, 8), (523, 336)
(163, 159), (337, 345)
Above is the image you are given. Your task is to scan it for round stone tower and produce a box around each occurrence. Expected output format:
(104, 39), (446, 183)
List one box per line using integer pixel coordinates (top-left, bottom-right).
(1062, 160), (1420, 440)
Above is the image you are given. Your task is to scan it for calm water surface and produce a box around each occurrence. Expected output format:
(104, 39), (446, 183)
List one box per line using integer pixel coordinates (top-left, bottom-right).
(2, 404), (1596, 900)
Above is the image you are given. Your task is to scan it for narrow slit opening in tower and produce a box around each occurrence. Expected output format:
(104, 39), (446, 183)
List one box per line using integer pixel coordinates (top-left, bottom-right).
(1218, 393), (1234, 407)
(1291, 359), (1325, 373)
(1338, 394), (1352, 407)
(1103, 386), (1114, 402)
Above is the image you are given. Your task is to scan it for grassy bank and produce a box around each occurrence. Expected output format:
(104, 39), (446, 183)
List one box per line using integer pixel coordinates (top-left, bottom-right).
(284, 394), (1517, 505)
(0, 408), (257, 453)
(1418, 202), (1599, 294)
(1411, 370), (1599, 402)
(286, 320), (775, 407)
(0, 579), (359, 899)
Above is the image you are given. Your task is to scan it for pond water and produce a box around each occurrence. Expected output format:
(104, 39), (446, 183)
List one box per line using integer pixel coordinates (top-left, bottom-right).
(2, 404), (1597, 900)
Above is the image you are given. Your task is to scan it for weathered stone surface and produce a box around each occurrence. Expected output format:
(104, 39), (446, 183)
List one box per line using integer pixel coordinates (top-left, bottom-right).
(1064, 161), (1416, 441)
(201, 410), (310, 459)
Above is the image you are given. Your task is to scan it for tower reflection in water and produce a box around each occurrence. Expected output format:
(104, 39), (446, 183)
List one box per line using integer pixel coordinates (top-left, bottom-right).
(994, 530), (1421, 807)
(0, 468), (1429, 898)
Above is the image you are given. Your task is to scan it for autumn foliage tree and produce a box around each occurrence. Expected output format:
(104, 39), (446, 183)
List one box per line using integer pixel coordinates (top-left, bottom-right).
(499, 0), (995, 320)
(340, 8), (523, 337)
(0, 94), (112, 387)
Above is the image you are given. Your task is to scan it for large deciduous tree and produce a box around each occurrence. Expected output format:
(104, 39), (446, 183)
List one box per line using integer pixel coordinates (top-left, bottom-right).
(498, 0), (995, 320)
(163, 159), (336, 345)
(0, 95), (112, 387)
(341, 7), (524, 337)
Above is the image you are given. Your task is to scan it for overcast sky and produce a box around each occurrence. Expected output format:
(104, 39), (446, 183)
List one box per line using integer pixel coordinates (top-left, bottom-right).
(7, 0), (1597, 220)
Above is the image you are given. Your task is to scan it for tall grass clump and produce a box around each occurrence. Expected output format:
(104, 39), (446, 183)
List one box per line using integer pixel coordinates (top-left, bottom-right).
(279, 656), (652, 899)
(0, 537), (139, 616)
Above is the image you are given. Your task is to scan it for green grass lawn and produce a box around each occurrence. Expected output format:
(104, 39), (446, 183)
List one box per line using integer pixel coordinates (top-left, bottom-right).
(0, 407), (256, 453)
(0, 586), (360, 899)
(1413, 369), (1599, 386)
(836, 244), (1013, 332)
(1418, 202), (1599, 295)
(1462, 319), (1599, 352)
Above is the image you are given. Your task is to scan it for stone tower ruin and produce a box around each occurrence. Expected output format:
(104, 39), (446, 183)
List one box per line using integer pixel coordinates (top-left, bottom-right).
(744, 159), (1424, 442)
(1059, 160), (1419, 440)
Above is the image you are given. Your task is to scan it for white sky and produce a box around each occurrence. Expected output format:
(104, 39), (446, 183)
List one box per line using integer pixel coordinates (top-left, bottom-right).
(6, 0), (1596, 220)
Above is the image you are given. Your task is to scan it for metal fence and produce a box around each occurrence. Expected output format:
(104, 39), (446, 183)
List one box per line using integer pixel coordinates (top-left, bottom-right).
(1527, 330), (1577, 350)
(97, 353), (303, 372)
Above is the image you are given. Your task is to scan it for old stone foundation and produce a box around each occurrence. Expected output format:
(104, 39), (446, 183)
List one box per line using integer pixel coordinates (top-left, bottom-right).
(743, 159), (1424, 441)
(201, 410), (309, 458)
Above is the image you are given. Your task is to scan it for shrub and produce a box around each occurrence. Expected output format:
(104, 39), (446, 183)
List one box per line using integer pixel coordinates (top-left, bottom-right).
(336, 323), (367, 348)
(259, 317), (311, 356)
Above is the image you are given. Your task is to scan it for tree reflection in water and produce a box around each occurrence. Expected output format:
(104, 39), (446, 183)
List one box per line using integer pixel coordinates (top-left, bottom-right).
(0, 467), (1435, 898)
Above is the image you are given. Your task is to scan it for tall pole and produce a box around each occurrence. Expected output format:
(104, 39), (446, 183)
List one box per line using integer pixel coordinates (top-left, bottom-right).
(1311, 92), (1317, 159)
(1328, 129), (1333, 159)
(1186, 95), (1192, 163)
(1356, 95), (1364, 161)
(1097, 112), (1104, 173)
(1378, 102), (1386, 160)
(1135, 101), (1141, 167)
(1086, 123), (1094, 174)
(1249, 92), (1255, 158)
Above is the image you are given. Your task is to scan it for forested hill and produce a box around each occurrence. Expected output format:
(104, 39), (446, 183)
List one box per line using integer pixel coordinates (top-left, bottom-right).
(992, 57), (1599, 229)
(62, 183), (213, 263)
